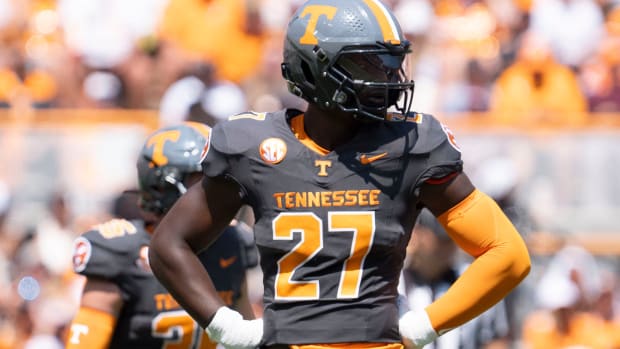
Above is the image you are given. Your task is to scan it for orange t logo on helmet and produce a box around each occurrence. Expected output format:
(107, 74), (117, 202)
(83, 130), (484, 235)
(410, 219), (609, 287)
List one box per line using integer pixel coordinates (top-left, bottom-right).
(299, 5), (337, 45)
(298, 1), (401, 46)
(146, 130), (181, 167)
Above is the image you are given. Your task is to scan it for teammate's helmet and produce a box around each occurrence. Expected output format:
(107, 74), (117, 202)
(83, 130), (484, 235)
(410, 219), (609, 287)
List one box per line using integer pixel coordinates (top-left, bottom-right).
(136, 122), (211, 215)
(281, 0), (415, 121)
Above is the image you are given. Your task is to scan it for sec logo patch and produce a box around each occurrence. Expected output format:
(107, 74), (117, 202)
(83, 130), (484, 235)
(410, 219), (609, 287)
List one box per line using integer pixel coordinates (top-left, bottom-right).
(259, 138), (287, 164)
(72, 237), (92, 273)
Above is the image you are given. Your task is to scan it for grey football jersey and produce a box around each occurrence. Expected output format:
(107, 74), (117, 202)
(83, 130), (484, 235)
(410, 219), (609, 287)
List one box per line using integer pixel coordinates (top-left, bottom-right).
(202, 109), (462, 345)
(72, 219), (254, 349)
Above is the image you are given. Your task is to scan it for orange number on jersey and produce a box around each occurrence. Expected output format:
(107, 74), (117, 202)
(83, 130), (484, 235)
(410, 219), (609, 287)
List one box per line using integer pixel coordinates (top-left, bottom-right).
(152, 310), (216, 349)
(329, 212), (375, 298)
(273, 211), (376, 300)
(94, 219), (137, 239)
(273, 213), (322, 300)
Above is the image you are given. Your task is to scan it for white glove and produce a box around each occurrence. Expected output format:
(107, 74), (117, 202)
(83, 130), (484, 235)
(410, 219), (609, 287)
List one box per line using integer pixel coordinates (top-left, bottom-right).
(205, 307), (263, 349)
(399, 310), (438, 349)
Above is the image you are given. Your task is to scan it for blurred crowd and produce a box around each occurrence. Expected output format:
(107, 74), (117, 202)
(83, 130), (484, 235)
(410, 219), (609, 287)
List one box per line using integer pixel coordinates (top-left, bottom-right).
(0, 0), (619, 123)
(1, 0), (620, 348)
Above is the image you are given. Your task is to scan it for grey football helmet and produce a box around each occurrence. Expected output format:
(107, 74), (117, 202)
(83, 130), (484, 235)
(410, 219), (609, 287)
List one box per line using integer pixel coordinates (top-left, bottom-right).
(281, 0), (415, 121)
(136, 122), (211, 215)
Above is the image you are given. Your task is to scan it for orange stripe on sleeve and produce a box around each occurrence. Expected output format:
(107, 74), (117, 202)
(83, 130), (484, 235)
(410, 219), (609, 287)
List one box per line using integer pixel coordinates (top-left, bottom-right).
(425, 172), (458, 185)
(65, 307), (117, 349)
(425, 189), (531, 333)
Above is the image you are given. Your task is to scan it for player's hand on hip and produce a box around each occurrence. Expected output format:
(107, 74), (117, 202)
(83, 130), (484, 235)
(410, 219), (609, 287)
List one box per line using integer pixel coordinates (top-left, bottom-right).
(399, 310), (438, 349)
(205, 307), (263, 349)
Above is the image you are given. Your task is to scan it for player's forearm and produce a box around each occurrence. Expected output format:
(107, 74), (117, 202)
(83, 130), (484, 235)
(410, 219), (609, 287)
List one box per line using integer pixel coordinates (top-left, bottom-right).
(428, 189), (531, 332)
(149, 234), (225, 327)
(425, 239), (529, 331)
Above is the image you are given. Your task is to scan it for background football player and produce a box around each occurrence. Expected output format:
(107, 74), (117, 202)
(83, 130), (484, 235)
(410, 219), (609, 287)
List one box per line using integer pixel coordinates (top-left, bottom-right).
(148, 1), (531, 349)
(65, 122), (258, 349)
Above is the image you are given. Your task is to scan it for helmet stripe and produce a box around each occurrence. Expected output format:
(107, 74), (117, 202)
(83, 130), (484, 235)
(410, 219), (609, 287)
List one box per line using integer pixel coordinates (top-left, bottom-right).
(184, 121), (212, 140)
(362, 0), (401, 44)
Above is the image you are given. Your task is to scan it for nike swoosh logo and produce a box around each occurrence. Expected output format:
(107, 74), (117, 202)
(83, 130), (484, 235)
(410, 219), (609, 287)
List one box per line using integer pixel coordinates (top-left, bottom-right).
(359, 152), (388, 165)
(219, 256), (237, 269)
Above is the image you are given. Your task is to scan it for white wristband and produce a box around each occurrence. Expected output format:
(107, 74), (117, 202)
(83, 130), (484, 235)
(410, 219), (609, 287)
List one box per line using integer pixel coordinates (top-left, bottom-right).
(399, 310), (438, 348)
(205, 307), (263, 349)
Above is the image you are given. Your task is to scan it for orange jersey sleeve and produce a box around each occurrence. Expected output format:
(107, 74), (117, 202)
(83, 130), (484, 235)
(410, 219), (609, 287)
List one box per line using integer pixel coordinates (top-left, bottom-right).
(426, 189), (531, 333)
(65, 307), (117, 349)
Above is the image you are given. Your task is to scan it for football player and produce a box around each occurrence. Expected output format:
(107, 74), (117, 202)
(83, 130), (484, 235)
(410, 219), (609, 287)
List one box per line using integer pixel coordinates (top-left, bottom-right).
(148, 1), (531, 349)
(65, 122), (258, 349)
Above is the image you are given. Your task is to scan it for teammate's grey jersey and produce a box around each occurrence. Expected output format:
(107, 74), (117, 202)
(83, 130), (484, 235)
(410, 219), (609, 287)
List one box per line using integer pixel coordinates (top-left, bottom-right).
(72, 219), (255, 349)
(202, 109), (462, 345)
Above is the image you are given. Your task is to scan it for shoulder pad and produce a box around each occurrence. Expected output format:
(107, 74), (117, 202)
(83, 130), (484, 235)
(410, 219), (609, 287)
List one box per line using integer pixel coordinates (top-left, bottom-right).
(210, 111), (274, 155)
(406, 113), (463, 186)
(203, 111), (283, 183)
(408, 113), (461, 155)
(72, 219), (146, 279)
